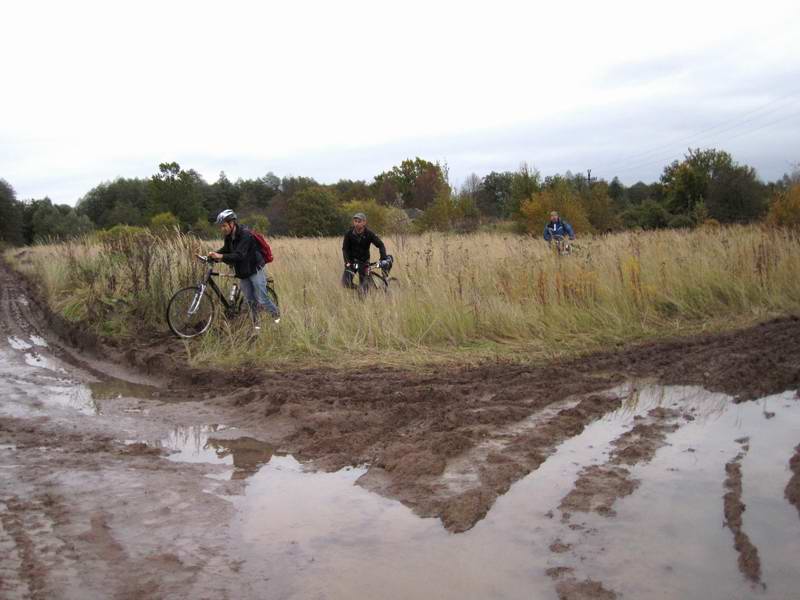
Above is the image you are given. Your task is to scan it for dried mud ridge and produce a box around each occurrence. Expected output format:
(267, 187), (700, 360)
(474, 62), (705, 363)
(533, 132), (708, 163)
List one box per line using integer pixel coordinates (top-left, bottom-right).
(4, 257), (800, 537)
(723, 437), (763, 586)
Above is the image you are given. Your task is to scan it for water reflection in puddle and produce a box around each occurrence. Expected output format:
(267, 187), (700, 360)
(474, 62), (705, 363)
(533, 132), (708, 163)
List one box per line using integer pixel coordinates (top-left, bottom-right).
(222, 386), (799, 600)
(148, 425), (276, 480)
(87, 379), (160, 401)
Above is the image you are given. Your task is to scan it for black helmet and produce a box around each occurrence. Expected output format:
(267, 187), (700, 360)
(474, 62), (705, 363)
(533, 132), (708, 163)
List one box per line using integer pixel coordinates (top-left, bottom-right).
(215, 209), (237, 225)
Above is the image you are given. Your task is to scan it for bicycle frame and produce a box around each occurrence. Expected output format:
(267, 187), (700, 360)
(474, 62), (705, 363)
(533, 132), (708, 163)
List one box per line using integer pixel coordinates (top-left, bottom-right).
(345, 260), (392, 292)
(194, 256), (277, 315)
(195, 257), (236, 313)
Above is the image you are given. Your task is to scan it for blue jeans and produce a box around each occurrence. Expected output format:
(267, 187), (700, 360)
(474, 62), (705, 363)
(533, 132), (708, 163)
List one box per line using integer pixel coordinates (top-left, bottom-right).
(240, 267), (279, 322)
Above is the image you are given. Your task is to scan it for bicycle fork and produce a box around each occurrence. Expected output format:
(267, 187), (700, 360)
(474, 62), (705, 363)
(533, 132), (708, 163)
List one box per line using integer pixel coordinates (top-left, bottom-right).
(188, 285), (206, 315)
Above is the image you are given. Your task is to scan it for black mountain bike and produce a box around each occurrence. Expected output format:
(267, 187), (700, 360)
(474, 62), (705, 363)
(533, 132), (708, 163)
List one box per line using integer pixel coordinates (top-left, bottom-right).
(345, 257), (397, 294)
(166, 256), (279, 338)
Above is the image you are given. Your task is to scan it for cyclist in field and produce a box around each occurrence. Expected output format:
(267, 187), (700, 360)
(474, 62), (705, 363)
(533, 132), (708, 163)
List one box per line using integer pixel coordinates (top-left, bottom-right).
(208, 209), (280, 328)
(543, 211), (575, 242)
(341, 212), (390, 290)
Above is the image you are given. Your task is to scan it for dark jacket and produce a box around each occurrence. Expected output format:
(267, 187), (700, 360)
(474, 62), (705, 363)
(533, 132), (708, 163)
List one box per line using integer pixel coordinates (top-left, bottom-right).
(217, 225), (264, 279)
(342, 227), (387, 264)
(543, 219), (575, 241)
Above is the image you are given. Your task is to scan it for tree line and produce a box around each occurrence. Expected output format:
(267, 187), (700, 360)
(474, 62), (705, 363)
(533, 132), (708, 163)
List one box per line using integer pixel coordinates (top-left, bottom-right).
(1, 149), (799, 246)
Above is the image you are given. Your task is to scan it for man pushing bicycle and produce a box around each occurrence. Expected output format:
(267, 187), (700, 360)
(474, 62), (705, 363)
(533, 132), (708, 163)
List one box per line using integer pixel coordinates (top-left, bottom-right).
(341, 212), (390, 292)
(209, 209), (280, 329)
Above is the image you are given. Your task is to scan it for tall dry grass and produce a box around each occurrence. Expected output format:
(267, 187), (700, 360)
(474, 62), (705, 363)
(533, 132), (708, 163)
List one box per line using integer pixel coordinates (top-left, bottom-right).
(7, 225), (800, 368)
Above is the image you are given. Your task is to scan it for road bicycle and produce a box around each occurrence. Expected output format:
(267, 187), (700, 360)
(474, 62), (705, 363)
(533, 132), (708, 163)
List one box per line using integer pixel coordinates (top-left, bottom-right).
(166, 256), (279, 338)
(344, 256), (397, 295)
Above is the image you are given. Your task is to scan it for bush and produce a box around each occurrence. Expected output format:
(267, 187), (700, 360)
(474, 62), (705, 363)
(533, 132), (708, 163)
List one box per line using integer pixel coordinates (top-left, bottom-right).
(667, 214), (695, 229)
(766, 184), (800, 228)
(149, 212), (180, 232)
(95, 224), (150, 245)
(247, 214), (271, 233)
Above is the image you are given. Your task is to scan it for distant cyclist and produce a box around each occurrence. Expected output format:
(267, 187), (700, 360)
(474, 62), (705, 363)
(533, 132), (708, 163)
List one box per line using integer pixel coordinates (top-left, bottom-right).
(208, 209), (280, 329)
(341, 212), (390, 291)
(543, 211), (575, 242)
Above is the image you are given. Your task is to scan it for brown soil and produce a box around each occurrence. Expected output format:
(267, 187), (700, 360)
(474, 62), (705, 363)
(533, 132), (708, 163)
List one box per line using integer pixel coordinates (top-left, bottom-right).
(722, 440), (763, 585)
(4, 258), (800, 536)
(786, 444), (800, 519)
(554, 578), (617, 600)
(547, 564), (617, 600)
(3, 256), (800, 599)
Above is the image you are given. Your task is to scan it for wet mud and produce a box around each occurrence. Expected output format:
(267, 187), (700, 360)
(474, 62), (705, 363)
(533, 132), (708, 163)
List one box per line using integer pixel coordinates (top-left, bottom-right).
(559, 407), (681, 518)
(786, 443), (800, 518)
(2, 257), (800, 599)
(723, 437), (763, 585)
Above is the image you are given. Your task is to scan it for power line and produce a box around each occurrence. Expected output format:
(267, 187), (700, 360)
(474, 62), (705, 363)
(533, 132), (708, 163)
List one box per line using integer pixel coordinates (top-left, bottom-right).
(592, 87), (800, 174)
(606, 110), (800, 177)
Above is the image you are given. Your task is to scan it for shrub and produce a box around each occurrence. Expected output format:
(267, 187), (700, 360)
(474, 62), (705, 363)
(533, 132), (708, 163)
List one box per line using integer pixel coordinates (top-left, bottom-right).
(766, 184), (800, 228)
(149, 212), (180, 232)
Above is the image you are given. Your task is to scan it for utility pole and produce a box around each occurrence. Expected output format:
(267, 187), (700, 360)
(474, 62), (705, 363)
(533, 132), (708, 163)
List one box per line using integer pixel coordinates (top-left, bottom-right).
(586, 169), (595, 188)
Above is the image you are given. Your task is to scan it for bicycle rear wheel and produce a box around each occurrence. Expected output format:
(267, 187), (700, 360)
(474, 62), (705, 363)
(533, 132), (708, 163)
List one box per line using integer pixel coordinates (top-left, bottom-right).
(167, 286), (215, 338)
(267, 285), (279, 307)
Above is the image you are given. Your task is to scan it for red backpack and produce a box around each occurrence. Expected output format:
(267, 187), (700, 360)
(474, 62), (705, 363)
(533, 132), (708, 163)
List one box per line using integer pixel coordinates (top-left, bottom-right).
(251, 230), (274, 263)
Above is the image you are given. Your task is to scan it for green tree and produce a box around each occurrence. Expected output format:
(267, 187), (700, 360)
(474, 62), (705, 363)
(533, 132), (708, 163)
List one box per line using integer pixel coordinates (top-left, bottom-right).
(25, 198), (93, 242)
(508, 163), (541, 215)
(476, 171), (513, 218)
(203, 171), (240, 217)
(76, 178), (149, 228)
(147, 162), (206, 229)
(334, 179), (372, 203)
(620, 199), (671, 230)
(415, 189), (456, 232)
(608, 176), (626, 209)
(0, 179), (24, 245)
(286, 187), (346, 236)
(661, 148), (765, 223)
(374, 158), (449, 210)
(581, 182), (620, 232)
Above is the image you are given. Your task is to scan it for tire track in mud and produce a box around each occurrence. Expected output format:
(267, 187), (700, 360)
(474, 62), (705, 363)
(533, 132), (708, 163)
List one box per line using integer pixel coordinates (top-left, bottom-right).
(0, 494), (76, 600)
(786, 443), (800, 519)
(545, 406), (685, 600)
(723, 437), (763, 586)
(558, 407), (682, 519)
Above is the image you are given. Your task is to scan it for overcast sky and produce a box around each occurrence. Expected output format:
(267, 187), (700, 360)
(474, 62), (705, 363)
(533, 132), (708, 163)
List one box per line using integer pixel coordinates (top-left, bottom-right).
(2, 0), (799, 205)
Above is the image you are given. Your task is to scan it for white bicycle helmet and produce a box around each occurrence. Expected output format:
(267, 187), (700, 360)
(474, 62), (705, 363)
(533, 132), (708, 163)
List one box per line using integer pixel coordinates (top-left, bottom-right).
(215, 209), (237, 225)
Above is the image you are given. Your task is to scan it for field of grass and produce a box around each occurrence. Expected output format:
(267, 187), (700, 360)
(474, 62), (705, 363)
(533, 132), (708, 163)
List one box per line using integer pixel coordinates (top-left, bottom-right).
(6, 225), (800, 369)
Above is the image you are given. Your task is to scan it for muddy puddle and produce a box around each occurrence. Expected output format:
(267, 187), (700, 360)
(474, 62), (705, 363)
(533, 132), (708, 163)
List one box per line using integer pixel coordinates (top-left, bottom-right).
(141, 425), (278, 480)
(1, 333), (160, 419)
(175, 385), (799, 600)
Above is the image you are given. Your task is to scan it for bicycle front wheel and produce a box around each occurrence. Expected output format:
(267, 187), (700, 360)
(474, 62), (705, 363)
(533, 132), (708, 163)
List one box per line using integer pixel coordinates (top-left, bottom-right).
(167, 286), (216, 338)
(368, 273), (389, 293)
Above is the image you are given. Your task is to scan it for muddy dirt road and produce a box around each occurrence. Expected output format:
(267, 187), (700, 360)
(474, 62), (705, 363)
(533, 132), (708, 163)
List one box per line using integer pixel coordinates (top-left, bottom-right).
(2, 262), (800, 599)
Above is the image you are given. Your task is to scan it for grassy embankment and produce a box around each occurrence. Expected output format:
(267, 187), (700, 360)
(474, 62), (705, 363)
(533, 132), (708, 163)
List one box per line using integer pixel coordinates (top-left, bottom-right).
(6, 225), (800, 369)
